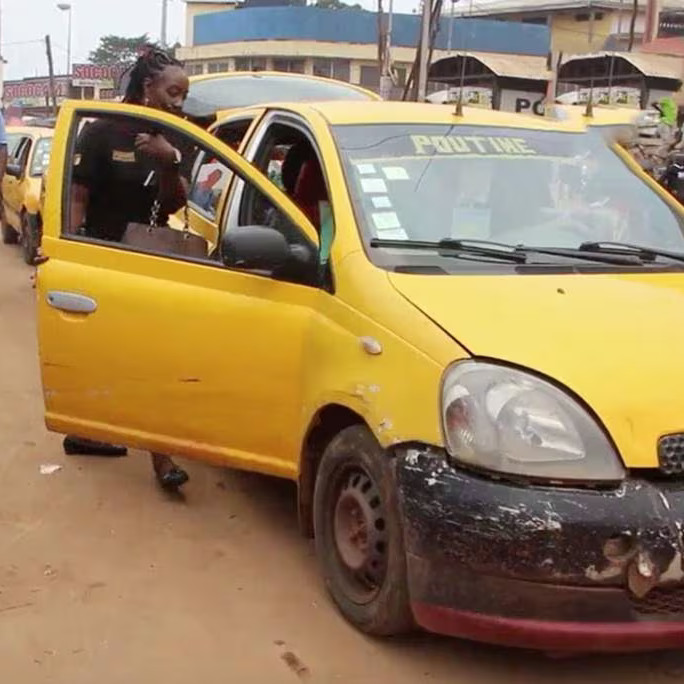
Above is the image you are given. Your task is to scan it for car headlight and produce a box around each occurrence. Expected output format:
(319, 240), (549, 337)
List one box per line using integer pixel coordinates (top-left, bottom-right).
(441, 361), (625, 482)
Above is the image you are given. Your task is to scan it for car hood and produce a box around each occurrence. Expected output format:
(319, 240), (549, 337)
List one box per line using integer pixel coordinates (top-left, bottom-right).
(388, 270), (684, 469)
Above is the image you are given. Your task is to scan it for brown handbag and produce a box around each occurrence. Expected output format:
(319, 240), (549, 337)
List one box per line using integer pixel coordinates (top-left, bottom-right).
(122, 200), (209, 259)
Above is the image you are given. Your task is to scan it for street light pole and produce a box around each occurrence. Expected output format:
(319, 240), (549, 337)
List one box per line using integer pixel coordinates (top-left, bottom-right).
(161, 0), (169, 48)
(57, 3), (72, 75)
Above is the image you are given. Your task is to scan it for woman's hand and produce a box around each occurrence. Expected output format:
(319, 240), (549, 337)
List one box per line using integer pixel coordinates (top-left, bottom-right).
(135, 133), (177, 168)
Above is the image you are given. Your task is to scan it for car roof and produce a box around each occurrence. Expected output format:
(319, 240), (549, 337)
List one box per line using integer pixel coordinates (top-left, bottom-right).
(547, 104), (641, 126)
(6, 126), (55, 137)
(189, 70), (380, 100)
(236, 101), (588, 132)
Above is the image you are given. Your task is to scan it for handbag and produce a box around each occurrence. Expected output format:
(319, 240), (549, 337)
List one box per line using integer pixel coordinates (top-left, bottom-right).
(122, 200), (208, 259)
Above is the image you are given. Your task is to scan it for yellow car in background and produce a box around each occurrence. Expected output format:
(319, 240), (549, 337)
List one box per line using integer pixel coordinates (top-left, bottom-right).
(1, 126), (54, 264)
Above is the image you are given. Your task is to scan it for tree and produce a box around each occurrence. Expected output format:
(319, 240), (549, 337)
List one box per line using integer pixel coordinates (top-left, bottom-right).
(89, 34), (158, 66)
(313, 0), (363, 9)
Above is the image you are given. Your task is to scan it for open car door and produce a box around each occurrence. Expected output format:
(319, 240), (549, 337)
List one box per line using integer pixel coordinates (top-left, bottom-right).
(37, 100), (320, 477)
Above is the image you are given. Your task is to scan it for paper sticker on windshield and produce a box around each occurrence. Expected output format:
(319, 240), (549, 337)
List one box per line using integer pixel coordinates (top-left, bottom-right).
(411, 134), (537, 157)
(372, 211), (401, 232)
(377, 228), (409, 240)
(383, 166), (409, 181)
(372, 196), (392, 209)
(361, 178), (388, 194)
(356, 163), (376, 175)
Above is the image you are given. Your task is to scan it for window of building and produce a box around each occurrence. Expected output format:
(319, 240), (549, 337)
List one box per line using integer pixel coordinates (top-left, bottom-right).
(360, 65), (380, 88)
(332, 59), (350, 82)
(272, 58), (306, 74)
(522, 16), (547, 24)
(575, 11), (604, 21)
(208, 61), (230, 74)
(393, 66), (407, 87)
(313, 58), (333, 79)
(186, 63), (205, 76)
(312, 58), (350, 82)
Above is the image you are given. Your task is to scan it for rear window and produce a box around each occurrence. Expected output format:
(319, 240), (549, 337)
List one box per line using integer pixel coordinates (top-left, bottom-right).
(189, 74), (375, 110)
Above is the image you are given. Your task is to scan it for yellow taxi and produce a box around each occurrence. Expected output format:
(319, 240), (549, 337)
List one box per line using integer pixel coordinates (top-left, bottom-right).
(1, 126), (53, 264)
(37, 98), (684, 653)
(182, 70), (381, 126)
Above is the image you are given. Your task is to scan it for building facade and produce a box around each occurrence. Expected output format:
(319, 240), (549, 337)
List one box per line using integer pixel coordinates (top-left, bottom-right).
(458, 0), (681, 55)
(177, 0), (550, 96)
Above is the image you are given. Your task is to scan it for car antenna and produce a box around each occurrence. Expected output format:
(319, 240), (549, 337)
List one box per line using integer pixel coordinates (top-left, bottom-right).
(454, 0), (474, 117)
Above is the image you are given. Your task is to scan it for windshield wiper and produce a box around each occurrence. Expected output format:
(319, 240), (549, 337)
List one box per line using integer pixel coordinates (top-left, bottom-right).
(370, 238), (642, 266)
(370, 238), (528, 263)
(579, 241), (684, 264)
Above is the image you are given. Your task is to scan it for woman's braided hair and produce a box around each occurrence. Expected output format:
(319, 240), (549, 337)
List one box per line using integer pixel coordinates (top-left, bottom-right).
(122, 45), (183, 105)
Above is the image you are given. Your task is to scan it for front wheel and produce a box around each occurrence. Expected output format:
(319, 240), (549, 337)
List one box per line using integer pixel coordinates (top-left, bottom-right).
(313, 425), (413, 636)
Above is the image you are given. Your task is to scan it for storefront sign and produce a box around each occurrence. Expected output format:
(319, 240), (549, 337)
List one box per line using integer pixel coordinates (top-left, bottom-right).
(3, 78), (69, 106)
(71, 63), (128, 88)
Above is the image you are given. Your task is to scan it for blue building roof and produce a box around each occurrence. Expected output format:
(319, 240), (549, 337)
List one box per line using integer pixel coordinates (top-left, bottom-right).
(194, 7), (550, 56)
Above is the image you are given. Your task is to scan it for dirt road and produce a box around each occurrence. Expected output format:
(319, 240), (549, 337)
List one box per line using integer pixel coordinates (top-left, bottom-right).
(1, 244), (683, 683)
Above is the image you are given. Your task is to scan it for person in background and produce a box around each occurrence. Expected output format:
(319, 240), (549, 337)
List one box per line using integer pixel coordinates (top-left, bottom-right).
(0, 110), (8, 226)
(62, 46), (192, 492)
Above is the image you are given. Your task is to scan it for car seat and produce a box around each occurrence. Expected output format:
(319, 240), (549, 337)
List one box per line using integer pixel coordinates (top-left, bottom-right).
(292, 158), (328, 229)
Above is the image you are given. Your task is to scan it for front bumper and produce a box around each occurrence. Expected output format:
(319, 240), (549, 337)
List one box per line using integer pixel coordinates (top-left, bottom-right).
(395, 447), (684, 652)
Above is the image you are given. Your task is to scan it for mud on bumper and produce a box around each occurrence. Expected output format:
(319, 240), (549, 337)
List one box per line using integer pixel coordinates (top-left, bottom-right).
(394, 447), (684, 652)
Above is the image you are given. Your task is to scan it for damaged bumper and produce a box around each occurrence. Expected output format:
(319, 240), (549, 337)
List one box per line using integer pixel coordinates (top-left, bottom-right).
(395, 447), (684, 652)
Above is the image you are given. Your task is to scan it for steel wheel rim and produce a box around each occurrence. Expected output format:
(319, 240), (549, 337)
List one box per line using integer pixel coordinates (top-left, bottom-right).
(331, 466), (388, 604)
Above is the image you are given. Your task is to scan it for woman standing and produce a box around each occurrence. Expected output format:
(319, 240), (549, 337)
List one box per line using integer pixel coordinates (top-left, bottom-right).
(63, 47), (192, 492)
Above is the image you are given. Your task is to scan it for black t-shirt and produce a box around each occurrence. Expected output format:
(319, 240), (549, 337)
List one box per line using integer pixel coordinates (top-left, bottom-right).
(72, 119), (193, 242)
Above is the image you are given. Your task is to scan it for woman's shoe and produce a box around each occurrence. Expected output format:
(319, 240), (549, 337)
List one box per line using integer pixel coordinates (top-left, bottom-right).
(157, 467), (189, 491)
(63, 436), (128, 457)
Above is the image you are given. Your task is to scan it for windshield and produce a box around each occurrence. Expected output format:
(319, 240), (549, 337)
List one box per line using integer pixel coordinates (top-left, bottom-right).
(30, 137), (52, 177)
(190, 74), (374, 110)
(333, 124), (684, 269)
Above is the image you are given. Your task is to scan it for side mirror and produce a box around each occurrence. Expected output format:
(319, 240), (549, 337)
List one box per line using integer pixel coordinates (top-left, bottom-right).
(221, 225), (318, 283)
(5, 163), (21, 178)
(222, 225), (291, 272)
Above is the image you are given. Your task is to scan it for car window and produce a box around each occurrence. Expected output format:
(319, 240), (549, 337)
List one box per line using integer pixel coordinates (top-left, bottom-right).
(332, 123), (684, 268)
(30, 137), (53, 177)
(246, 121), (330, 233)
(62, 111), (317, 282)
(5, 133), (22, 158)
(189, 74), (374, 110)
(185, 116), (256, 220)
(188, 150), (232, 221)
(9, 136), (31, 170)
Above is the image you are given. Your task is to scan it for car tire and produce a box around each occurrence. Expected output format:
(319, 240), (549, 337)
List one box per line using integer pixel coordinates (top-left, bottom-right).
(21, 213), (37, 265)
(1, 213), (18, 245)
(313, 425), (414, 636)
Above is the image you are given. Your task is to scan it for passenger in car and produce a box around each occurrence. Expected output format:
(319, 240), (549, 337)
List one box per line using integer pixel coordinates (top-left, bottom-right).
(62, 47), (194, 493)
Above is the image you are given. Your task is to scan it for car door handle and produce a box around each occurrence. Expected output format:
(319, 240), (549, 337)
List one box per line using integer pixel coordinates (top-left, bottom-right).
(47, 291), (98, 314)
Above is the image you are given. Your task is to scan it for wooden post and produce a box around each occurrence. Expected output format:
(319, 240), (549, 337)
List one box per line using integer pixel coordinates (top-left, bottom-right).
(416, 0), (432, 101)
(628, 0), (639, 51)
(45, 35), (58, 117)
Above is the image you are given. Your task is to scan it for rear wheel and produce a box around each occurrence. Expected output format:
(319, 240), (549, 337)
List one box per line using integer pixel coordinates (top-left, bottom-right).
(21, 212), (38, 265)
(313, 425), (413, 636)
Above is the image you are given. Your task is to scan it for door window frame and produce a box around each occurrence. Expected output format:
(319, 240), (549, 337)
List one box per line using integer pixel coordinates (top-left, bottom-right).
(55, 104), (319, 276)
(227, 110), (337, 291)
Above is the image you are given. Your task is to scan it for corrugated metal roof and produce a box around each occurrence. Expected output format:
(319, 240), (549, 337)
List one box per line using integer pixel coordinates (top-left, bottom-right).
(462, 0), (683, 16)
(561, 51), (683, 79)
(431, 52), (552, 80)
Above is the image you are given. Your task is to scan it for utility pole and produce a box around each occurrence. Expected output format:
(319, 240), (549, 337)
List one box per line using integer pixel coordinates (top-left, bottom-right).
(628, 0), (639, 50)
(416, 0), (432, 101)
(644, 0), (661, 44)
(45, 35), (58, 116)
(378, 0), (393, 99)
(161, 0), (169, 48)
